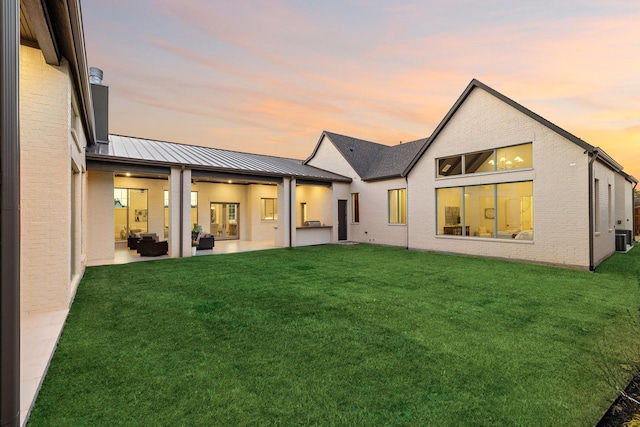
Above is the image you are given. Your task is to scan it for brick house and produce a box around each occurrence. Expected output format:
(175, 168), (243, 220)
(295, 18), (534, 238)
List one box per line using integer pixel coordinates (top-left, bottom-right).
(2, 1), (637, 424)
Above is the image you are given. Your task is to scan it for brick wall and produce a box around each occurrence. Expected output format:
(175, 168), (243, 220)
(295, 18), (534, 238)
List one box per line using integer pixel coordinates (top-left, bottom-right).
(592, 162), (616, 265)
(87, 170), (114, 262)
(20, 45), (87, 314)
(305, 135), (409, 247)
(408, 87), (593, 268)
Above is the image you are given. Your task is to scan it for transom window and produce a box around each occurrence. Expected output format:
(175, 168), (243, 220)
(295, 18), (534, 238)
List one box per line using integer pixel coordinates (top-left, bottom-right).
(437, 143), (532, 177)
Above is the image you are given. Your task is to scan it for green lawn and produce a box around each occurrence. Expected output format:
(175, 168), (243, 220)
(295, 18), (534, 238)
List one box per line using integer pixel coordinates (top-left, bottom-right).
(29, 244), (640, 426)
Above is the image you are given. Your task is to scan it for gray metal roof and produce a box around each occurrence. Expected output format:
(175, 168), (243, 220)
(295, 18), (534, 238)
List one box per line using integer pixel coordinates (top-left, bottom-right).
(86, 134), (351, 182)
(306, 131), (430, 181)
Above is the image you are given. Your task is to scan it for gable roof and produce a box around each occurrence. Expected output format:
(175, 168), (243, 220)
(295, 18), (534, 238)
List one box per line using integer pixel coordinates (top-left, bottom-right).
(87, 134), (351, 182)
(304, 131), (429, 181)
(403, 79), (635, 181)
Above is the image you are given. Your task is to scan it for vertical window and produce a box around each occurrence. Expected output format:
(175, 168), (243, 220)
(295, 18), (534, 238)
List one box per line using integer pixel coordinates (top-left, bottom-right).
(594, 179), (600, 233)
(465, 184), (494, 238)
(300, 202), (307, 224)
(228, 203), (236, 221)
(261, 198), (277, 221)
(437, 187), (463, 235)
(164, 190), (169, 238)
(351, 193), (360, 223)
(497, 182), (533, 240)
(114, 188), (148, 240)
(191, 191), (198, 229)
(388, 189), (407, 224)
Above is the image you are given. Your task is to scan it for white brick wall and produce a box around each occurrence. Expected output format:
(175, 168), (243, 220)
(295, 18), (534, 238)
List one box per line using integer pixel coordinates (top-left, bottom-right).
(305, 134), (410, 247)
(87, 170), (114, 262)
(592, 162), (616, 265)
(306, 135), (360, 179)
(246, 184), (278, 241)
(614, 173), (633, 232)
(20, 45), (88, 314)
(408, 87), (593, 268)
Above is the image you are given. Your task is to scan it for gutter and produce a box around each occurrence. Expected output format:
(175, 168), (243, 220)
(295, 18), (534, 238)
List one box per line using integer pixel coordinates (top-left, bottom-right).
(588, 149), (600, 271)
(1, 1), (21, 426)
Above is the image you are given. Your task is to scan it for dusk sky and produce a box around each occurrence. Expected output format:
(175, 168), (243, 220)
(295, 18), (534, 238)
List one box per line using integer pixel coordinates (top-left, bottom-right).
(81, 0), (640, 178)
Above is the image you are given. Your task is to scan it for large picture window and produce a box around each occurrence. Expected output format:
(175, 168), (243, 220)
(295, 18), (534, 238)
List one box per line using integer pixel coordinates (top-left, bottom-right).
(437, 181), (533, 240)
(388, 188), (407, 224)
(437, 143), (532, 177)
(261, 198), (277, 221)
(351, 193), (360, 223)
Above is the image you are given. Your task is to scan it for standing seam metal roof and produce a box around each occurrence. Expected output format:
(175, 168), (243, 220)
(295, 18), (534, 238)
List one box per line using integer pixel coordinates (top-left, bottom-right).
(86, 134), (351, 182)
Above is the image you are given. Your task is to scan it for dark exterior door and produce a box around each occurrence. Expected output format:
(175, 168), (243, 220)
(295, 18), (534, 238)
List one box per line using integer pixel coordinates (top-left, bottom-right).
(338, 199), (347, 241)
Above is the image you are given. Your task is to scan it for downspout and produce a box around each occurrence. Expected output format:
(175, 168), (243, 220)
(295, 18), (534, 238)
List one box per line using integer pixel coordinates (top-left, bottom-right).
(180, 166), (184, 257)
(289, 177), (293, 247)
(405, 176), (409, 250)
(588, 149), (600, 271)
(0, 1), (21, 426)
(633, 182), (638, 241)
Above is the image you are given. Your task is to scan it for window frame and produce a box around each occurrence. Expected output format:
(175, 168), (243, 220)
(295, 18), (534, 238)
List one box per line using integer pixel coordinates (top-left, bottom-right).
(436, 180), (533, 241)
(260, 198), (278, 221)
(436, 142), (532, 178)
(388, 188), (407, 225)
(351, 193), (360, 223)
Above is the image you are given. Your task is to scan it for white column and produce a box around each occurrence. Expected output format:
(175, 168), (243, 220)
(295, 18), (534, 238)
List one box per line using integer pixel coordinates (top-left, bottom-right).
(170, 167), (193, 257)
(181, 169), (192, 256)
(169, 168), (181, 257)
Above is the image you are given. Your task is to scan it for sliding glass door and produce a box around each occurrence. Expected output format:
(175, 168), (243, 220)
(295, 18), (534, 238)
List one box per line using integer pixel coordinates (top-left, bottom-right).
(114, 188), (148, 241)
(210, 202), (239, 240)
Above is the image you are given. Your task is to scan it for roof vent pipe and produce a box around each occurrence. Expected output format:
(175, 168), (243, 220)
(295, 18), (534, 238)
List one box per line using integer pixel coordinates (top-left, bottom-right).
(89, 67), (103, 85)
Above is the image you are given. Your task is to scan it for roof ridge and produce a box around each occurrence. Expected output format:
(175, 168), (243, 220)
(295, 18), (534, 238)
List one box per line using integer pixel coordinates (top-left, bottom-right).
(322, 130), (388, 149)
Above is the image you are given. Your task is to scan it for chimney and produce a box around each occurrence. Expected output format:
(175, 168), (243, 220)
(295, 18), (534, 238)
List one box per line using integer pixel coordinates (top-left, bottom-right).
(89, 67), (109, 144)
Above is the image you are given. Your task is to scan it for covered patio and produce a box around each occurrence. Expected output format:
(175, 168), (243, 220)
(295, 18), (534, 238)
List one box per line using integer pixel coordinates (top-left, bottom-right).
(86, 135), (351, 266)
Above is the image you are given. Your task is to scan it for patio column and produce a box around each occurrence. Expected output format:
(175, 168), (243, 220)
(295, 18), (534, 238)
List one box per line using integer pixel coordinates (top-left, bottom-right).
(169, 167), (192, 257)
(181, 168), (192, 256)
(276, 178), (296, 247)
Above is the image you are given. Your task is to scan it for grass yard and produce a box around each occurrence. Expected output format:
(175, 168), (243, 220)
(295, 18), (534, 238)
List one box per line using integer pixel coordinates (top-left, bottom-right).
(29, 244), (640, 426)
